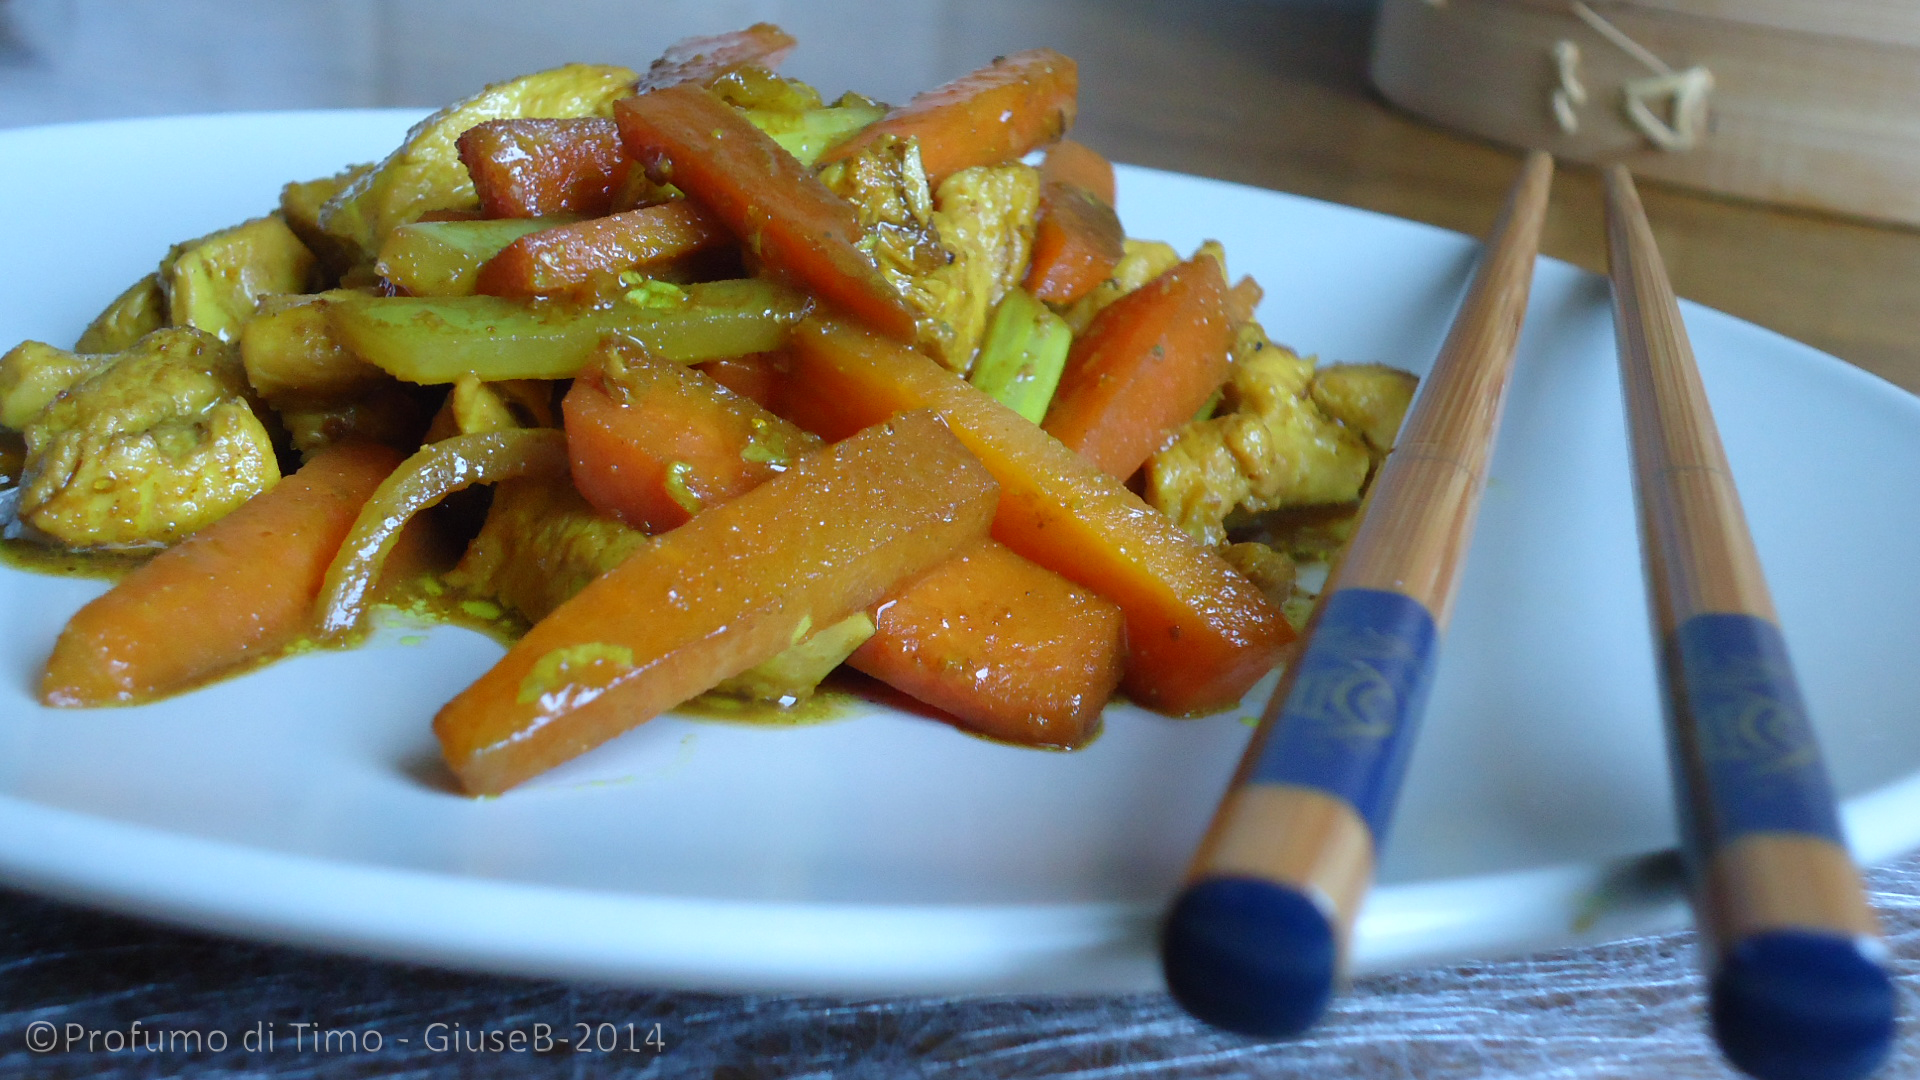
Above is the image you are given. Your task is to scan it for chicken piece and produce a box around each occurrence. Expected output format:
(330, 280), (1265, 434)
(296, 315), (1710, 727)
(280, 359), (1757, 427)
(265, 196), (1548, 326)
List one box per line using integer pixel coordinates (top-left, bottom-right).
(161, 215), (318, 343)
(709, 64), (822, 112)
(319, 63), (639, 260)
(281, 164), (373, 277)
(422, 375), (556, 442)
(1220, 540), (1296, 611)
(74, 274), (167, 354)
(917, 163), (1040, 371)
(239, 293), (390, 408)
(0, 341), (115, 430)
(1310, 362), (1419, 455)
(1145, 325), (1372, 547)
(822, 137), (951, 332)
(823, 139), (1038, 371)
(446, 477), (649, 622)
(279, 387), (428, 461)
(17, 327), (279, 548)
(1059, 239), (1181, 335)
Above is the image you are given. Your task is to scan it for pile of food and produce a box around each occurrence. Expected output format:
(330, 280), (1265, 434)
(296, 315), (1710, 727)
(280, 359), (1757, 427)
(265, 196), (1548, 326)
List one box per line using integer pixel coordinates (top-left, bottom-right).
(0, 25), (1416, 796)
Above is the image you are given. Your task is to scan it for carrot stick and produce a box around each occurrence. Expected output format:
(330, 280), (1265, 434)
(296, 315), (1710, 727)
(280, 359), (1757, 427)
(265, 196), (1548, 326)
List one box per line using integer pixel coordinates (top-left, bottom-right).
(1041, 254), (1233, 479)
(474, 201), (730, 297)
(570, 346), (1120, 739)
(616, 83), (919, 341)
(433, 409), (999, 795)
(562, 346), (815, 532)
(1040, 139), (1116, 205)
(458, 118), (629, 218)
(850, 537), (1123, 747)
(1024, 181), (1124, 304)
(815, 49), (1078, 185)
(40, 443), (403, 707)
(694, 352), (784, 409)
(635, 23), (798, 93)
(778, 316), (1291, 716)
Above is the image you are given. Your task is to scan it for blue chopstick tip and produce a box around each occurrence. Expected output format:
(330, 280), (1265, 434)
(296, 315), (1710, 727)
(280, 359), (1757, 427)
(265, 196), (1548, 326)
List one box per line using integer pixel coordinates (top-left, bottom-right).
(1711, 930), (1895, 1080)
(1161, 876), (1336, 1037)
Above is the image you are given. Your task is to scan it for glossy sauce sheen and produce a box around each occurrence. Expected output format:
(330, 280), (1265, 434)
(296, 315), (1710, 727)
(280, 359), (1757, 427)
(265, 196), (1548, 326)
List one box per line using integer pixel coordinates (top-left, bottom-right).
(779, 317), (1291, 716)
(433, 409), (1000, 796)
(475, 201), (730, 297)
(850, 536), (1123, 748)
(458, 118), (630, 219)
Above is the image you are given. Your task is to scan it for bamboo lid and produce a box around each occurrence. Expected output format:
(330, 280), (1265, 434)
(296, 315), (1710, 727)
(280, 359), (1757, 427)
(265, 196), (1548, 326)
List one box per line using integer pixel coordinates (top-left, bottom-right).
(1371, 0), (1920, 227)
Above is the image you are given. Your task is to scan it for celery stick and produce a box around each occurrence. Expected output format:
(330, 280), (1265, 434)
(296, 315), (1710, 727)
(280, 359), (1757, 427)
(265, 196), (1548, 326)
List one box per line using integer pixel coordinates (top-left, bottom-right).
(745, 101), (888, 167)
(969, 287), (1071, 423)
(328, 279), (811, 383)
(375, 218), (570, 297)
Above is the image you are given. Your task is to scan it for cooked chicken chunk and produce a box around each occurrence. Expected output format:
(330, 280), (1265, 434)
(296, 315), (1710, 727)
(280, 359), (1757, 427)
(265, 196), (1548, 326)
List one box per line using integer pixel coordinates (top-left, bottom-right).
(1310, 363), (1419, 455)
(1145, 324), (1372, 547)
(0, 341), (115, 430)
(74, 274), (167, 354)
(824, 138), (1038, 371)
(161, 215), (317, 342)
(447, 477), (649, 622)
(919, 163), (1039, 371)
(17, 328), (279, 548)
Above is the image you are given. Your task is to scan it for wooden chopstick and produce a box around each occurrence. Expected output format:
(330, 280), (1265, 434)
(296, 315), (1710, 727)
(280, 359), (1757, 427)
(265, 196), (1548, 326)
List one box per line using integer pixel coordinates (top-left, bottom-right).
(1603, 165), (1894, 1080)
(1159, 150), (1555, 1037)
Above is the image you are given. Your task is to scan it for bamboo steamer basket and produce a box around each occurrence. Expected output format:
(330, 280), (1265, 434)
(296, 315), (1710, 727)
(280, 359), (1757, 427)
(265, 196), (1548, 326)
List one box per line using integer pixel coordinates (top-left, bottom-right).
(1371, 0), (1920, 227)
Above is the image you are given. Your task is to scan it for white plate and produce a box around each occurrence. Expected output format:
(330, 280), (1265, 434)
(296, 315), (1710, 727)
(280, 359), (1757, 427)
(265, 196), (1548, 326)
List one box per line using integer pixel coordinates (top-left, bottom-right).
(4, 112), (1920, 994)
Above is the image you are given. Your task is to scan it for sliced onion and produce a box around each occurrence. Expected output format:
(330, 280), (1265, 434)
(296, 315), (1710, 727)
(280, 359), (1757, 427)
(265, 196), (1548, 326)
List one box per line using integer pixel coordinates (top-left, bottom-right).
(315, 428), (569, 639)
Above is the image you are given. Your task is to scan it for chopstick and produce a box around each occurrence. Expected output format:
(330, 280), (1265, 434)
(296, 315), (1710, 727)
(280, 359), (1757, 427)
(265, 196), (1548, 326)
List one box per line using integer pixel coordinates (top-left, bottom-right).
(1602, 165), (1895, 1080)
(1159, 150), (1555, 1036)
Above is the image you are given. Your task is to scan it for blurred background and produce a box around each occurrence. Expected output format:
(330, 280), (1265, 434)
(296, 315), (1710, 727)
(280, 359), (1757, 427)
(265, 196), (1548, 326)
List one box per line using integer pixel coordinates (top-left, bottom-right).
(2, 0), (1915, 391)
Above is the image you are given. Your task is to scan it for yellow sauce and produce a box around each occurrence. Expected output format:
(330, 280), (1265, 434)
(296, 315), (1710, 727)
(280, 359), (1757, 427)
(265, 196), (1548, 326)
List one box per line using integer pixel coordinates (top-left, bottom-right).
(0, 538), (151, 581)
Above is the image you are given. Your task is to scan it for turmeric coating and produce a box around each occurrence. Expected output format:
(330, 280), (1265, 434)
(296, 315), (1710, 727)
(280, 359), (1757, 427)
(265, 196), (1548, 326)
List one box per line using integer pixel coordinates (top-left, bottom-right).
(0, 29), (1422, 778)
(1145, 323), (1370, 548)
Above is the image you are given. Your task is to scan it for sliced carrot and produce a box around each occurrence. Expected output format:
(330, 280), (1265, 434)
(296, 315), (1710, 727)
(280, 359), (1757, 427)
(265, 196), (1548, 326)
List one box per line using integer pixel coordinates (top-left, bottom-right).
(433, 408), (999, 795)
(571, 347), (1118, 740)
(562, 345), (815, 532)
(616, 83), (919, 341)
(694, 352), (784, 410)
(1040, 139), (1116, 205)
(850, 537), (1122, 747)
(815, 49), (1078, 185)
(1041, 254), (1233, 479)
(635, 23), (798, 93)
(1024, 181), (1124, 305)
(778, 317), (1291, 716)
(40, 443), (403, 707)
(474, 201), (730, 297)
(458, 118), (630, 219)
